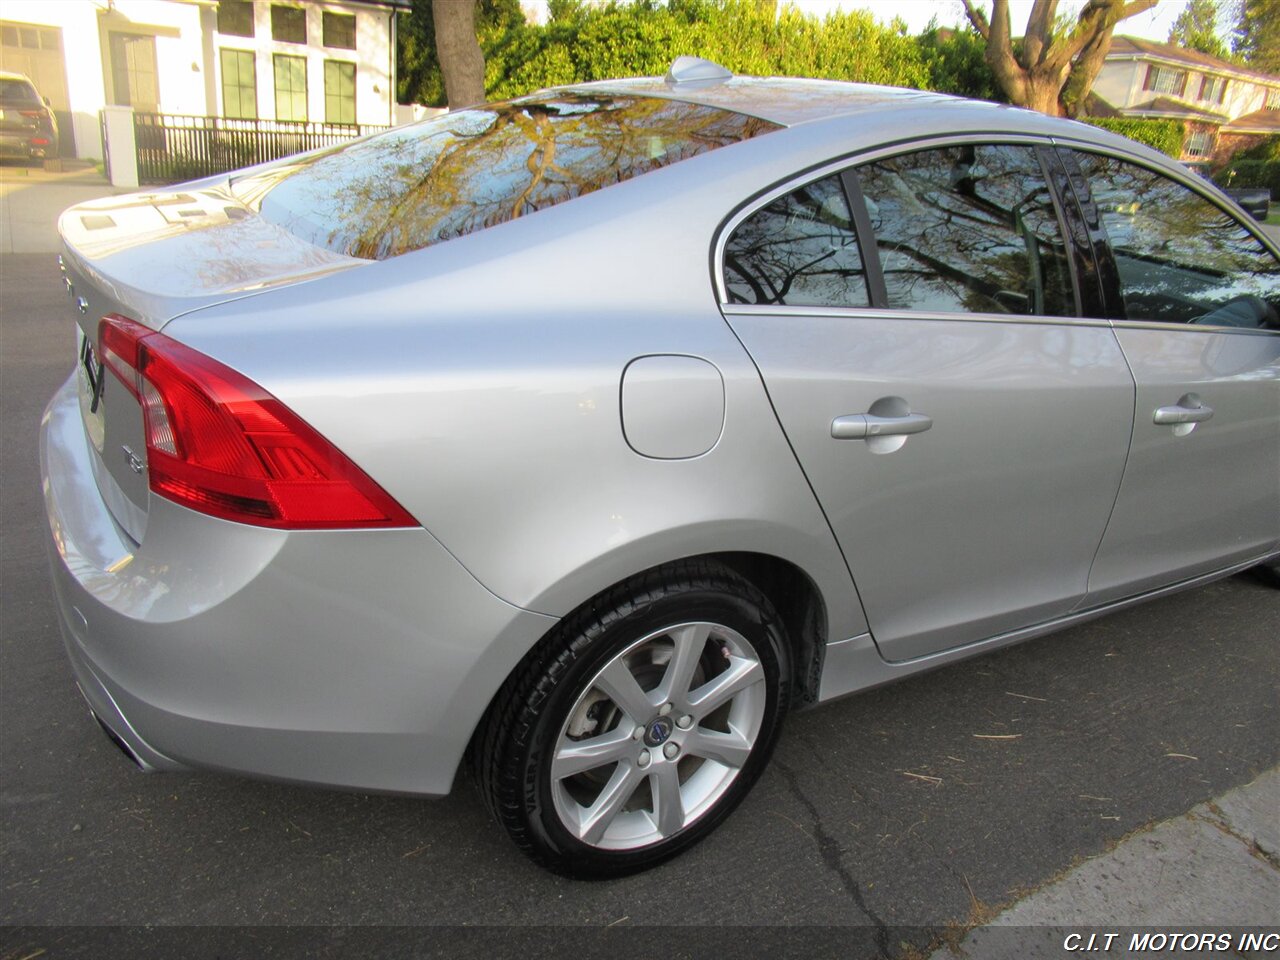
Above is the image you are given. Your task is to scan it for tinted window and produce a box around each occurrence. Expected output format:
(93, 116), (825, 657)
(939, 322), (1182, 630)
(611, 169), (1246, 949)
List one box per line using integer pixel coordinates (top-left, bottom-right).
(1078, 153), (1280, 329)
(217, 1), (255, 37)
(271, 5), (306, 44)
(242, 95), (779, 260)
(858, 144), (1075, 317)
(724, 175), (868, 307)
(323, 11), (356, 49)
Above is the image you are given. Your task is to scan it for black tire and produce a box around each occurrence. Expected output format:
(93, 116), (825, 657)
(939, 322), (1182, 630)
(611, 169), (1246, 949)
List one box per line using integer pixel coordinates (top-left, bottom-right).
(472, 558), (790, 878)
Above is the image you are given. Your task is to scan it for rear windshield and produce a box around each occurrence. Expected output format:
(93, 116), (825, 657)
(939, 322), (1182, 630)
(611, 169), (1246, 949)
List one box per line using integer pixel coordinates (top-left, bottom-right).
(236, 94), (779, 260)
(0, 79), (39, 101)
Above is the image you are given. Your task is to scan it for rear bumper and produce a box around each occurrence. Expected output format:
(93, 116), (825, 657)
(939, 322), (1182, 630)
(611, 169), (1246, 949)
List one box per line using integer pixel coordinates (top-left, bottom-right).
(41, 373), (558, 796)
(0, 133), (37, 159)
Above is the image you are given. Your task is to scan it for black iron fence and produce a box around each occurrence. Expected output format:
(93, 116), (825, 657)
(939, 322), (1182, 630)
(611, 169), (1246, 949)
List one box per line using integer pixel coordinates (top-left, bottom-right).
(133, 113), (389, 184)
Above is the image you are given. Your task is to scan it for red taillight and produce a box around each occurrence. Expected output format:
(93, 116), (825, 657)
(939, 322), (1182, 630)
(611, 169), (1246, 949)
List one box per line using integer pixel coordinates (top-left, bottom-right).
(30, 137), (50, 145)
(97, 314), (418, 530)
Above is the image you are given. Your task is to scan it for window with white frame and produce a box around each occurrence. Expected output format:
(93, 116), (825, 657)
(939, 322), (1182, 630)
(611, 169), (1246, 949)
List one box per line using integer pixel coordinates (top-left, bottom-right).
(1184, 128), (1214, 157)
(1144, 64), (1187, 97)
(220, 48), (257, 119)
(1198, 75), (1227, 104)
(324, 60), (355, 124)
(273, 53), (307, 121)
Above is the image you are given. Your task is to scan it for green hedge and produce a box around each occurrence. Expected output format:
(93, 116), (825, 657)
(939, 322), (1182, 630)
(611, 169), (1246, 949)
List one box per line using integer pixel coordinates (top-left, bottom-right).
(483, 1), (934, 101)
(1081, 117), (1186, 158)
(1215, 159), (1280, 199)
(1229, 135), (1280, 163)
(401, 0), (999, 107)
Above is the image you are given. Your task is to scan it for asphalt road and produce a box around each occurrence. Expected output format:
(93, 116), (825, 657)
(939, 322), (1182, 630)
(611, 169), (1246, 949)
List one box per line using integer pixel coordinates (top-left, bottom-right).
(2, 252), (1278, 956)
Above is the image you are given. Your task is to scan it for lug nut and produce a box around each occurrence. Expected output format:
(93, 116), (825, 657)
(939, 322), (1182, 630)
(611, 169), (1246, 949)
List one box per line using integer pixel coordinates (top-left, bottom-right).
(633, 724), (644, 740)
(638, 750), (651, 768)
(663, 742), (679, 760)
(676, 715), (692, 729)
(659, 703), (673, 716)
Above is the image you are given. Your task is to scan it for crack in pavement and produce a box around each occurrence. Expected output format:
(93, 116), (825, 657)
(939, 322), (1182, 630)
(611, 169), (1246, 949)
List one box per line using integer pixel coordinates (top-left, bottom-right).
(773, 757), (892, 957)
(1192, 805), (1280, 873)
(793, 730), (982, 912)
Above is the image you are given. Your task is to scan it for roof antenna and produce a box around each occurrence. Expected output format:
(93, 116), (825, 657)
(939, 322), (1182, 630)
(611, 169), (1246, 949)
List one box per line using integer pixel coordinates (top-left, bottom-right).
(665, 56), (732, 85)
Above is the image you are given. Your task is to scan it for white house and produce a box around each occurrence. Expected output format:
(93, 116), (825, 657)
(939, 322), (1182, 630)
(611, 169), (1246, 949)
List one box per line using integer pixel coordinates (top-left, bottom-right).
(0, 0), (408, 162)
(1091, 36), (1280, 164)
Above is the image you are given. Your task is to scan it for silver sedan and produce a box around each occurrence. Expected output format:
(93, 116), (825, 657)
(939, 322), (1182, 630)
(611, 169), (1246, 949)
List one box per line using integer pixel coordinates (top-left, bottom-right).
(41, 58), (1280, 877)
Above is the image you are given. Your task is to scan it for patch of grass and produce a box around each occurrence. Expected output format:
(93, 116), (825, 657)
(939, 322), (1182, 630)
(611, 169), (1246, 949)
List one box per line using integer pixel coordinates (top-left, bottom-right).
(1265, 209), (1280, 227)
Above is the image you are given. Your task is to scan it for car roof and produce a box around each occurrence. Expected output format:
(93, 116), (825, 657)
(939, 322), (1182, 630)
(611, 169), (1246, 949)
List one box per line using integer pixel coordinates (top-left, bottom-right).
(564, 75), (969, 127)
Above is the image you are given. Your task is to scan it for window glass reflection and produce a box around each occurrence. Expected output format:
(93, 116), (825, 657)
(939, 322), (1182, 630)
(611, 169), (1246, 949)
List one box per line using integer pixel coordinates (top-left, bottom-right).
(858, 144), (1074, 317)
(1077, 152), (1280, 329)
(723, 175), (868, 307)
(238, 95), (778, 260)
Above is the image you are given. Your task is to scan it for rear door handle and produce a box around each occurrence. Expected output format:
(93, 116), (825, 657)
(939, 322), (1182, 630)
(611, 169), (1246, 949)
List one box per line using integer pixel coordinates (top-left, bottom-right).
(831, 412), (933, 440)
(1153, 401), (1213, 425)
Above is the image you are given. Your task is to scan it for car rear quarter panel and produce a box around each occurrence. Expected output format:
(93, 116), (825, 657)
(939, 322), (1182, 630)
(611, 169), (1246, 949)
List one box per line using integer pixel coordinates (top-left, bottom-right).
(162, 122), (883, 646)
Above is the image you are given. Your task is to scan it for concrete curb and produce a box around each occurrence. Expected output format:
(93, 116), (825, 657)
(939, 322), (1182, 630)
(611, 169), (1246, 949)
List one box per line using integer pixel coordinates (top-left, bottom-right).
(931, 769), (1280, 957)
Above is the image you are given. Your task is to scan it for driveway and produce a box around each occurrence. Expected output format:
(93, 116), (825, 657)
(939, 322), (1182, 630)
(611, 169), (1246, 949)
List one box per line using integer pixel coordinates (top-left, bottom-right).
(0, 160), (126, 255)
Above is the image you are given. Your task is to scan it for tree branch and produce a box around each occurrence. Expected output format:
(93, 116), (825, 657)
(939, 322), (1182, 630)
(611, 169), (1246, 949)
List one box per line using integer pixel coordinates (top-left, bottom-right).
(960, 0), (990, 40)
(980, 0), (1028, 104)
(1043, 0), (1155, 75)
(1023, 0), (1059, 67)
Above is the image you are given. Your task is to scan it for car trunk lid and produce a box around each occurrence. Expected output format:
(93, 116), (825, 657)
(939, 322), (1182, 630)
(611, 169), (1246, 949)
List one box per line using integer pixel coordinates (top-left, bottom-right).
(60, 183), (365, 542)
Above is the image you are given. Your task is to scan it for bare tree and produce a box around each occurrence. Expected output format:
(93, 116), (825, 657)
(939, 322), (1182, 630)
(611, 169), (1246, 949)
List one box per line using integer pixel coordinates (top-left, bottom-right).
(432, 0), (486, 109)
(961, 0), (1156, 116)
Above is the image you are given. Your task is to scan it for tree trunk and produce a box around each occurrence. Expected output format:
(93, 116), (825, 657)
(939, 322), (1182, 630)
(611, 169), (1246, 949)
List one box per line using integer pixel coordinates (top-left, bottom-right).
(1025, 75), (1067, 116)
(432, 0), (485, 110)
(962, 0), (1156, 116)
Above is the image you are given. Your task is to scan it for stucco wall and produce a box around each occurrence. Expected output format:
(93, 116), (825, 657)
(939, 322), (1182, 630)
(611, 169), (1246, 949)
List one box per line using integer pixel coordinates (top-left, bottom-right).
(214, 2), (395, 126)
(2, 0), (397, 161)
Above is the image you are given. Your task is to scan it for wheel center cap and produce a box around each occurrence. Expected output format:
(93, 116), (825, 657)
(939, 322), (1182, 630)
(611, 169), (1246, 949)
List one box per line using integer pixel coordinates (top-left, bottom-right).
(643, 716), (674, 747)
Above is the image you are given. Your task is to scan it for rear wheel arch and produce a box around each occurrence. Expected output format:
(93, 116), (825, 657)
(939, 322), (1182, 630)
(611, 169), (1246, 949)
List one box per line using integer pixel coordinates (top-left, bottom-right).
(463, 550), (829, 779)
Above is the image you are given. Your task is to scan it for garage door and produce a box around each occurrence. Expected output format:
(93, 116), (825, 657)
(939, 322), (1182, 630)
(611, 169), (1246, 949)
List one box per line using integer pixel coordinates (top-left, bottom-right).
(0, 21), (74, 156)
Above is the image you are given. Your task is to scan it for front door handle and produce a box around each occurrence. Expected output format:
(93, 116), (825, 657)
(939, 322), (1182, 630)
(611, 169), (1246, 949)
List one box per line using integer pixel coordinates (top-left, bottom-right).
(1153, 401), (1213, 425)
(831, 412), (934, 440)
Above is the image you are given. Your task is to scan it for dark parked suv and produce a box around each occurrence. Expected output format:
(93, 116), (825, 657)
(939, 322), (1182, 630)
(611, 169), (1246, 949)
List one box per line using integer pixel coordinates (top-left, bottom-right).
(0, 71), (58, 163)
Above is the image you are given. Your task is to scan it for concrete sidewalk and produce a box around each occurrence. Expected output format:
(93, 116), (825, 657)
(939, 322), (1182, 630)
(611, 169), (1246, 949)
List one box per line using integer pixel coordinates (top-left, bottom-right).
(931, 769), (1280, 957)
(0, 160), (128, 255)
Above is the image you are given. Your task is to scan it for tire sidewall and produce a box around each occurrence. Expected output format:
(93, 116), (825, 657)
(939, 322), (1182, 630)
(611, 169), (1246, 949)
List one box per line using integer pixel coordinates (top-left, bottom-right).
(518, 585), (789, 877)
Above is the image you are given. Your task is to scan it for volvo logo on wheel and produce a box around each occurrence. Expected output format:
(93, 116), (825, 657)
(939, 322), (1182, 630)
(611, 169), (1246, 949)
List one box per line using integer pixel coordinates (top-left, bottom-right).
(643, 716), (674, 747)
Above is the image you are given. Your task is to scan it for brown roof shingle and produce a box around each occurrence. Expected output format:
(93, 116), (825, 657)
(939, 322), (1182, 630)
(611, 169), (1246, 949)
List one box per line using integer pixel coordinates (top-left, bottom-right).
(1108, 36), (1280, 84)
(1223, 108), (1280, 132)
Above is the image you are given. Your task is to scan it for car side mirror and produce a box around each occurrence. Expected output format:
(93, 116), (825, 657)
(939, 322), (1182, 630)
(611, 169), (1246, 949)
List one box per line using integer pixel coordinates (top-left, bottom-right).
(43, 96), (50, 106)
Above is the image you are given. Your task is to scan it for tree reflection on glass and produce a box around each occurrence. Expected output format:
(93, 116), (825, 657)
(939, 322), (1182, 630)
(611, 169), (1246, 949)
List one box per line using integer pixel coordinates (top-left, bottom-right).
(1078, 153), (1280, 329)
(858, 144), (1074, 317)
(236, 95), (778, 260)
(724, 175), (868, 306)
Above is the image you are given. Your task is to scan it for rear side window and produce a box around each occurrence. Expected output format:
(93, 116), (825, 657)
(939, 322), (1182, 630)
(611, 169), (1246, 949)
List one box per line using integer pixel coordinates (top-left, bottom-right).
(242, 95), (779, 260)
(723, 175), (869, 307)
(857, 144), (1074, 317)
(1076, 152), (1280, 329)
